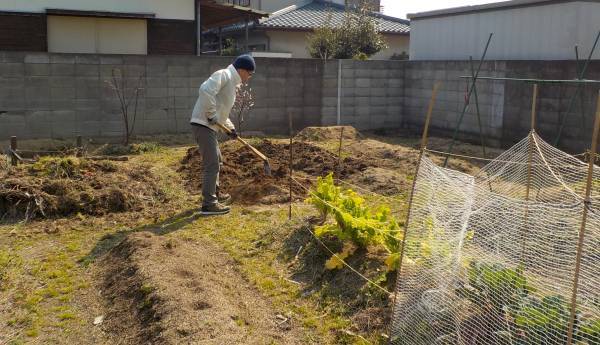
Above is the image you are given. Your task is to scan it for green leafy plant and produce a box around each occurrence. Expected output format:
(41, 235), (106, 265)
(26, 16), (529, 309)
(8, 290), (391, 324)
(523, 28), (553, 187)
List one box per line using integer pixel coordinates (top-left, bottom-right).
(515, 295), (599, 345)
(461, 262), (534, 313)
(307, 0), (388, 60)
(453, 262), (599, 344)
(306, 173), (402, 270)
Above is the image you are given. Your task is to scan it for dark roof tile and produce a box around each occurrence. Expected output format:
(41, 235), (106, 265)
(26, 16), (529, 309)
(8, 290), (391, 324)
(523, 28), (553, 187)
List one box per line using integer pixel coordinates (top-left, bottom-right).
(259, 1), (410, 34)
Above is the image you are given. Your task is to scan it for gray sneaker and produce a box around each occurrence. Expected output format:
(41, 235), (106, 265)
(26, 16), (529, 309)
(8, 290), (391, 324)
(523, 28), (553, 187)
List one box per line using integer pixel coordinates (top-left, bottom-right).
(218, 193), (232, 205)
(201, 203), (231, 215)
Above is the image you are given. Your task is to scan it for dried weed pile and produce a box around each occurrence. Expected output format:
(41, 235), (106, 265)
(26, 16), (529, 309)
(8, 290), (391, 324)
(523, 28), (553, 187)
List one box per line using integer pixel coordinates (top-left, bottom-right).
(0, 156), (167, 221)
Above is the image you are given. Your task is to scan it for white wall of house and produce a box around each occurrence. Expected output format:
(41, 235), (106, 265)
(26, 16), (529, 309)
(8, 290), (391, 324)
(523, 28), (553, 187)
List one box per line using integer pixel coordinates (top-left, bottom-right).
(409, 1), (600, 60)
(0, 0), (194, 20)
(251, 0), (305, 13)
(266, 30), (310, 58)
(47, 16), (147, 54)
(266, 30), (409, 60)
(372, 35), (409, 60)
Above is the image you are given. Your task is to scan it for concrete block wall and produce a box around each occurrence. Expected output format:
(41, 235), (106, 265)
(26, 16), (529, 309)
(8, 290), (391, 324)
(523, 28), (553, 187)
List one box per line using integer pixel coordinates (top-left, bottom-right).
(0, 52), (325, 141)
(1, 50), (599, 153)
(401, 60), (600, 153)
(329, 60), (404, 131)
(402, 60), (507, 148)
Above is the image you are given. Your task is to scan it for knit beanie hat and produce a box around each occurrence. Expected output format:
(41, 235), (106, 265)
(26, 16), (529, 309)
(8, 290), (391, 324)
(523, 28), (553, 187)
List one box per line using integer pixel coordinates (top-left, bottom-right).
(232, 54), (256, 72)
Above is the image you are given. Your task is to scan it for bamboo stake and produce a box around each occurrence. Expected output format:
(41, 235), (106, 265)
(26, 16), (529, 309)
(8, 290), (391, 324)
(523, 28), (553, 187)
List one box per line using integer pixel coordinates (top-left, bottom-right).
(387, 82), (441, 343)
(566, 90), (600, 345)
(336, 126), (345, 177)
(288, 113), (293, 220)
(520, 84), (538, 262)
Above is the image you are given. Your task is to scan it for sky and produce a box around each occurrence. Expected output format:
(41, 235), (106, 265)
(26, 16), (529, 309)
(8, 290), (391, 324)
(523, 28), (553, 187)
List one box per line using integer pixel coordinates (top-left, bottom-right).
(381, 0), (496, 19)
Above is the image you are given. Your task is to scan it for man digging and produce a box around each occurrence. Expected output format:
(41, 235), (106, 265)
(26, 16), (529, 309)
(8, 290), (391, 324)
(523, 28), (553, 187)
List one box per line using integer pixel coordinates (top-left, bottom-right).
(190, 54), (255, 215)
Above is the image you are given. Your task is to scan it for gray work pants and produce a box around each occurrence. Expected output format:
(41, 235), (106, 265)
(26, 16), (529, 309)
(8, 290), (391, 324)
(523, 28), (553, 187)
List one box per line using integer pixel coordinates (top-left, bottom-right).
(191, 124), (221, 207)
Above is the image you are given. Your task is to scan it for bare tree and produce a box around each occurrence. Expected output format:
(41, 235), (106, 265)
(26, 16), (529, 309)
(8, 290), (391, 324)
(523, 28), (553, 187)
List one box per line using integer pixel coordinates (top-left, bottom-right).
(232, 84), (255, 137)
(105, 68), (145, 145)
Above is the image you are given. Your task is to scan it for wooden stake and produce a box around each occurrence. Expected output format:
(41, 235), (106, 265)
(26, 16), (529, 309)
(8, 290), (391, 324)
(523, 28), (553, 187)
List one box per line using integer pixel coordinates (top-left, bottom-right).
(76, 135), (83, 157)
(288, 113), (293, 220)
(388, 82), (441, 340)
(525, 84), (538, 201)
(521, 84), (538, 261)
(10, 136), (17, 166)
(566, 90), (600, 345)
(336, 126), (345, 177)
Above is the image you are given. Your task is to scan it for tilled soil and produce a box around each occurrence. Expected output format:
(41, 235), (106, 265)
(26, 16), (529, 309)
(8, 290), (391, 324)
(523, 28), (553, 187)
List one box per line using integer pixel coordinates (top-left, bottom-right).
(179, 139), (369, 204)
(97, 232), (306, 345)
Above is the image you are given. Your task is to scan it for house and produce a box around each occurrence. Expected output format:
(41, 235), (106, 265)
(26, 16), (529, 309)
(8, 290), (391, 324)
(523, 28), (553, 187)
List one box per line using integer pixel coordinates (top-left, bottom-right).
(0, 0), (267, 55)
(214, 0), (410, 60)
(408, 0), (600, 60)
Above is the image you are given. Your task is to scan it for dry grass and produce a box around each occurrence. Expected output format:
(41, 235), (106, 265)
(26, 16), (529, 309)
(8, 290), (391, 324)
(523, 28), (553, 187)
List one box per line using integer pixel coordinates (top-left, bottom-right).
(0, 130), (491, 345)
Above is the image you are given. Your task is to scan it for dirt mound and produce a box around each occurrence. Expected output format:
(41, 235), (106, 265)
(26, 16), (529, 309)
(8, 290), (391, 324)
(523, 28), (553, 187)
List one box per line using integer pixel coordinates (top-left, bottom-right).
(97, 232), (305, 345)
(179, 139), (368, 204)
(0, 157), (166, 220)
(347, 167), (408, 196)
(295, 126), (362, 142)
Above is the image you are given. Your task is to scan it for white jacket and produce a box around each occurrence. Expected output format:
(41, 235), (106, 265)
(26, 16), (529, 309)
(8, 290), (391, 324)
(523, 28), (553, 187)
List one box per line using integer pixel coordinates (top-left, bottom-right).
(190, 64), (240, 132)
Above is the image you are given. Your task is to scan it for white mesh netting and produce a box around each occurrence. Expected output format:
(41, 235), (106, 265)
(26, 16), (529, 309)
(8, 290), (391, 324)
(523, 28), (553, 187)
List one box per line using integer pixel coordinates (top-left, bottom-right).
(390, 132), (600, 345)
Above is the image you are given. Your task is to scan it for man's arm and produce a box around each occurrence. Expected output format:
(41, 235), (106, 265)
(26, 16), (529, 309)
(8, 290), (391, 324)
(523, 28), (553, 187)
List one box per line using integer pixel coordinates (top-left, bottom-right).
(199, 71), (226, 122)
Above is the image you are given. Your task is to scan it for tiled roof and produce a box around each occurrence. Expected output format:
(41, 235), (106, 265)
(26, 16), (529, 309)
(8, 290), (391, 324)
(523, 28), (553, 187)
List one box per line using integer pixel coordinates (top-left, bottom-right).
(258, 1), (410, 34)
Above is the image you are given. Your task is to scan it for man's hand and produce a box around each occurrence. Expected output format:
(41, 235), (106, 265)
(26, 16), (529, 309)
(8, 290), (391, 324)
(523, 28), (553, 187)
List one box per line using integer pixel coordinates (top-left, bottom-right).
(227, 129), (238, 139)
(207, 115), (217, 124)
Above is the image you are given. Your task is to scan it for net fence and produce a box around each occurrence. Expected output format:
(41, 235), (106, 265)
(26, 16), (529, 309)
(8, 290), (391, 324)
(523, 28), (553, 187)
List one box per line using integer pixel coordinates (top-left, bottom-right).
(389, 132), (600, 345)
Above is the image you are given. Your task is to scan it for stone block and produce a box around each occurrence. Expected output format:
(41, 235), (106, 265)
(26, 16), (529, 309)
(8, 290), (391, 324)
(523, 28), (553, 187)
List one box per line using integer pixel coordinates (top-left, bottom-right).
(356, 106), (370, 117)
(147, 64), (168, 77)
(355, 78), (370, 88)
(189, 77), (204, 88)
(321, 106), (337, 118)
(354, 88), (370, 97)
(75, 78), (101, 99)
(51, 64), (75, 76)
(0, 51), (25, 63)
(50, 87), (76, 99)
(168, 87), (189, 97)
(267, 85), (286, 98)
(119, 64), (145, 77)
(75, 64), (100, 77)
(0, 87), (24, 99)
(144, 77), (166, 88)
(322, 97), (338, 108)
(49, 54), (75, 64)
(287, 97), (304, 107)
(168, 65), (188, 77)
(371, 79), (388, 88)
(25, 53), (50, 64)
(342, 78), (354, 88)
(25, 77), (50, 88)
(25, 64), (50, 76)
(75, 55), (100, 64)
(0, 63), (24, 77)
(122, 55), (146, 65)
(263, 97), (285, 108)
(341, 88), (355, 97)
(370, 88), (387, 97)
(370, 97), (388, 106)
(146, 56), (168, 65)
(322, 78), (338, 89)
(167, 77), (188, 88)
(146, 87), (168, 98)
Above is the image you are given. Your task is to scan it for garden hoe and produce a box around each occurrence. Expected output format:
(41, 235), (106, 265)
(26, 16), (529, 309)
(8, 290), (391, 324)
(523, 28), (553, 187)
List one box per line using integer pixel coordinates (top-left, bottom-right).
(216, 122), (271, 176)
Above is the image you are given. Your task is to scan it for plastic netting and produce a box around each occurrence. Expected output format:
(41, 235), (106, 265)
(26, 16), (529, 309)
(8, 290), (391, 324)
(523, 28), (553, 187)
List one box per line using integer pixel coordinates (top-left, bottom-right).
(390, 132), (600, 345)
